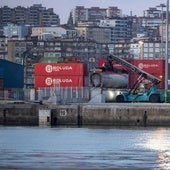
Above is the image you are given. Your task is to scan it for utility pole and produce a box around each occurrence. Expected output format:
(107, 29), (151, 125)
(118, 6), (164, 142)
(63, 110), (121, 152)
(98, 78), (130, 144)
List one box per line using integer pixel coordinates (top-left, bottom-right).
(157, 3), (166, 58)
(165, 0), (169, 102)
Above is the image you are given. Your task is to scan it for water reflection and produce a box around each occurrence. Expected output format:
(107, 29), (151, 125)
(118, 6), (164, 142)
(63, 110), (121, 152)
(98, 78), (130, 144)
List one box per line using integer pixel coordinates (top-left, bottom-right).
(137, 128), (170, 170)
(0, 126), (170, 169)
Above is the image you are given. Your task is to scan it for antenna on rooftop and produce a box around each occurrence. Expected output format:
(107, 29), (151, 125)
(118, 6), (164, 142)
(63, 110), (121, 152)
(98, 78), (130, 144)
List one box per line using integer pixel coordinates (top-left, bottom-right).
(130, 11), (132, 16)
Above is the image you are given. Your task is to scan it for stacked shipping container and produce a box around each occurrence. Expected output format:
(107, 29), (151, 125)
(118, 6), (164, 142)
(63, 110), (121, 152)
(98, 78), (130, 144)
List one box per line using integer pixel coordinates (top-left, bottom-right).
(35, 60), (165, 89)
(130, 60), (165, 89)
(98, 59), (165, 89)
(34, 63), (87, 88)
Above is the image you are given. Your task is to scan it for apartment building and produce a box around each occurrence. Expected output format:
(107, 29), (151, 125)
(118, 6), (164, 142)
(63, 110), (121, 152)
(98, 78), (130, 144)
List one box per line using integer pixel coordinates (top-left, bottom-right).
(99, 17), (133, 42)
(69, 6), (122, 25)
(0, 6), (12, 25)
(31, 25), (79, 39)
(0, 4), (60, 26)
(159, 23), (170, 42)
(0, 37), (7, 60)
(130, 35), (164, 59)
(76, 22), (111, 43)
(107, 42), (131, 59)
(3, 24), (29, 38)
(143, 7), (162, 18)
(7, 38), (97, 64)
(1, 4), (168, 61)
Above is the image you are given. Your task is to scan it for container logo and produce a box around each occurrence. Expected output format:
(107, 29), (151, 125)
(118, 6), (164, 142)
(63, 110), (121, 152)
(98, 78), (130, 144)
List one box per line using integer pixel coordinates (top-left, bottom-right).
(45, 77), (72, 86)
(45, 65), (53, 73)
(45, 64), (73, 73)
(138, 63), (144, 69)
(138, 63), (158, 69)
(45, 77), (53, 85)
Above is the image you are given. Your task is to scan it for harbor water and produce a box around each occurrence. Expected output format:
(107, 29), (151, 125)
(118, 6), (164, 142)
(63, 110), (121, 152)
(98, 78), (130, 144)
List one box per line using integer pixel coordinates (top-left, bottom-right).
(0, 126), (170, 170)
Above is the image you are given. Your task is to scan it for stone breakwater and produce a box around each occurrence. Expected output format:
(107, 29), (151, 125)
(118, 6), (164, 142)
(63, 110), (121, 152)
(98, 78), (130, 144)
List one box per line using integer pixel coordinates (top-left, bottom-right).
(0, 101), (170, 126)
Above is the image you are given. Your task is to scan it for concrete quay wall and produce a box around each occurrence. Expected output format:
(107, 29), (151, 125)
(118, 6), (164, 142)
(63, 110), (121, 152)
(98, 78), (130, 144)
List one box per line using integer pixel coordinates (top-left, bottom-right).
(0, 102), (170, 126)
(0, 103), (39, 126)
(80, 104), (170, 126)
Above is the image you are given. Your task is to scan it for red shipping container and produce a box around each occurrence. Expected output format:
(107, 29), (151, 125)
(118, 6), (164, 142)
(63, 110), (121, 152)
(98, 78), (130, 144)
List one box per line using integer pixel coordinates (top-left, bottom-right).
(34, 75), (84, 88)
(34, 63), (86, 76)
(134, 59), (165, 76)
(129, 73), (164, 89)
(98, 59), (165, 75)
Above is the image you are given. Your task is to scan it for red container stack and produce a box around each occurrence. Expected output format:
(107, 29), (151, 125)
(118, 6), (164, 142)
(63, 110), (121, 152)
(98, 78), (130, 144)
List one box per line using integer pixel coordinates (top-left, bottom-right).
(129, 59), (165, 89)
(34, 75), (84, 88)
(34, 63), (86, 88)
(34, 63), (86, 76)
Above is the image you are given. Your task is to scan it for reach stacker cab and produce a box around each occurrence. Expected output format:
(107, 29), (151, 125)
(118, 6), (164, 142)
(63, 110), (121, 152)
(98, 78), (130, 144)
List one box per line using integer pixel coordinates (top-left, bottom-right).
(116, 83), (164, 103)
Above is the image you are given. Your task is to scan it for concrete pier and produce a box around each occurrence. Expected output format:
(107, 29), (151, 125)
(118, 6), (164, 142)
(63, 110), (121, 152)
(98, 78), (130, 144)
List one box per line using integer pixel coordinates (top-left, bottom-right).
(0, 101), (170, 126)
(0, 103), (39, 126)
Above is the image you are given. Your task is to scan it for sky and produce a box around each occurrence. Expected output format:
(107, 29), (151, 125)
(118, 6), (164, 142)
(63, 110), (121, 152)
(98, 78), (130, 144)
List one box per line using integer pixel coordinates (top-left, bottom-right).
(1, 0), (168, 24)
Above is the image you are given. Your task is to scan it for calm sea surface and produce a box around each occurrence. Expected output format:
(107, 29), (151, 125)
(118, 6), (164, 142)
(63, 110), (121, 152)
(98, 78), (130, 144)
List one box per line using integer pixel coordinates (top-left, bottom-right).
(0, 126), (170, 170)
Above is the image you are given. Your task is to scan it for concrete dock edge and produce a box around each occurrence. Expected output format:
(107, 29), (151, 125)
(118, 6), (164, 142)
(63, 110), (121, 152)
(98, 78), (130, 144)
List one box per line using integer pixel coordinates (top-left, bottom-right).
(0, 102), (170, 126)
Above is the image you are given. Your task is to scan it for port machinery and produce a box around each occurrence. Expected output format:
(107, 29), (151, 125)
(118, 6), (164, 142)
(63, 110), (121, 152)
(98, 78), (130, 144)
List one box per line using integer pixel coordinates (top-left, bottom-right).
(91, 55), (164, 103)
